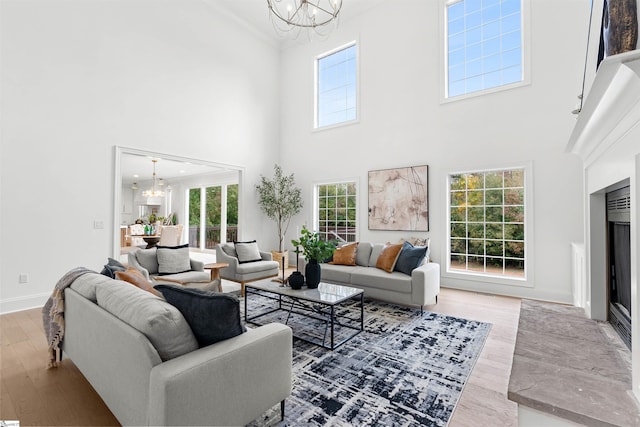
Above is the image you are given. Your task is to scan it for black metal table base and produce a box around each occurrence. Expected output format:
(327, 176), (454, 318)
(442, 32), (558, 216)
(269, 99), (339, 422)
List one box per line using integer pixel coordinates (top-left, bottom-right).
(245, 288), (364, 350)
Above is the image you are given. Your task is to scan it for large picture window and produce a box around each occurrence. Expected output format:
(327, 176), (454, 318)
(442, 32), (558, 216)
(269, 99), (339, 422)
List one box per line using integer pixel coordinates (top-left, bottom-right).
(448, 168), (525, 278)
(315, 42), (357, 128)
(445, 0), (523, 98)
(315, 182), (357, 243)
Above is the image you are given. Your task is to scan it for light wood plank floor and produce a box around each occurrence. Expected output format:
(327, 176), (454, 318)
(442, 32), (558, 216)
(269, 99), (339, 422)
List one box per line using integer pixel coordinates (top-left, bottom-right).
(0, 287), (520, 426)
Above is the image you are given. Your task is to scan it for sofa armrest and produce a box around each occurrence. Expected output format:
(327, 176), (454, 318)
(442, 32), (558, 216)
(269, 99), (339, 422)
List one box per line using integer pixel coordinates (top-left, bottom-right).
(148, 323), (292, 426)
(189, 259), (204, 271)
(410, 262), (440, 306)
(260, 250), (273, 261)
(127, 252), (151, 281)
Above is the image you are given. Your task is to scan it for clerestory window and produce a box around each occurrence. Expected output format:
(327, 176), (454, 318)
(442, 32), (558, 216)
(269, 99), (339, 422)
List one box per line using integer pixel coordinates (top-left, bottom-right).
(445, 0), (524, 99)
(315, 42), (357, 129)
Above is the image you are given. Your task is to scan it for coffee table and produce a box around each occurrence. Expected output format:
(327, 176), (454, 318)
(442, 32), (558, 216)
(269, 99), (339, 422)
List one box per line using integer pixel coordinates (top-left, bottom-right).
(244, 281), (364, 350)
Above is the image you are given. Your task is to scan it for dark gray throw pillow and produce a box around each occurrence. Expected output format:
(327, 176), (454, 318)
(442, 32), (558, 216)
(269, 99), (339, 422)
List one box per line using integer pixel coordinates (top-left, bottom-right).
(155, 285), (246, 347)
(100, 257), (127, 278)
(394, 241), (428, 275)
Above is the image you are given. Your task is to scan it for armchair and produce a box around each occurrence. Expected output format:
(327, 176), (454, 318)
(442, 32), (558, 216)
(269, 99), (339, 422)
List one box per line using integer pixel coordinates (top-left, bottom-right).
(215, 243), (279, 295)
(128, 247), (217, 290)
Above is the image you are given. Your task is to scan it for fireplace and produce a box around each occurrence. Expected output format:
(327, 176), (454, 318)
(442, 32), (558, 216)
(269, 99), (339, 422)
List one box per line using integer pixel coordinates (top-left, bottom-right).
(607, 186), (632, 350)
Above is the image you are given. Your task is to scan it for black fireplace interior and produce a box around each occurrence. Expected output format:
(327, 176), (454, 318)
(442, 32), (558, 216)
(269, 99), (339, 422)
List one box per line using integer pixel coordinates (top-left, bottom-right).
(607, 186), (631, 350)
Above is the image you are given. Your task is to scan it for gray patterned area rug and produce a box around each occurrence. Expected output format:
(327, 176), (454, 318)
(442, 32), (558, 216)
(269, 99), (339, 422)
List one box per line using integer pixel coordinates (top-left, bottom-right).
(245, 295), (492, 427)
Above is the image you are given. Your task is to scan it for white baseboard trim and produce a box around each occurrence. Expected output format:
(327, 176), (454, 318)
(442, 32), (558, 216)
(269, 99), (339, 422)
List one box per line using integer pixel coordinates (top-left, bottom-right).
(0, 292), (49, 315)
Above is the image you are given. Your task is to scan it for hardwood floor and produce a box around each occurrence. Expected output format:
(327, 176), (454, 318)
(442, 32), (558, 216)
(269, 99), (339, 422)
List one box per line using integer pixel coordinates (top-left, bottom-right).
(0, 287), (520, 426)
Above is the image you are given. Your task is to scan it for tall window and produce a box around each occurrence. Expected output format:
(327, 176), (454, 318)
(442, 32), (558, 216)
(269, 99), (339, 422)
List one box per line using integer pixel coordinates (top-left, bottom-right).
(315, 42), (357, 128)
(316, 182), (357, 243)
(448, 168), (525, 278)
(446, 0), (523, 98)
(188, 184), (238, 250)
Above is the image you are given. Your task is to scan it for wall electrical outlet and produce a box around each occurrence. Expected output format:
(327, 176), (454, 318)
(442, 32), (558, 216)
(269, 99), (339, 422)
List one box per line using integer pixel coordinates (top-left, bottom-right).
(19, 273), (29, 284)
(93, 220), (104, 229)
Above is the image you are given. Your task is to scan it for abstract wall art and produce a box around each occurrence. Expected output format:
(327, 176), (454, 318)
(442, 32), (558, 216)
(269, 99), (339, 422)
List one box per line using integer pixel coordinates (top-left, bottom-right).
(368, 165), (429, 231)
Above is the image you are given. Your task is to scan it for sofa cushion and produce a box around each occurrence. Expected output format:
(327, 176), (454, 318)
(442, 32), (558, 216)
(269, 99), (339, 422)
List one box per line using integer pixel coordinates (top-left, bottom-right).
(376, 243), (403, 273)
(394, 242), (428, 275)
(152, 270), (211, 283)
(329, 242), (358, 266)
(355, 243), (372, 267)
(135, 248), (159, 275)
(368, 243), (385, 267)
(155, 285), (246, 347)
(350, 267), (413, 294)
(96, 279), (198, 361)
(115, 267), (162, 297)
(70, 272), (115, 302)
(234, 240), (262, 264)
(320, 264), (354, 284)
(157, 244), (191, 275)
(236, 260), (279, 274)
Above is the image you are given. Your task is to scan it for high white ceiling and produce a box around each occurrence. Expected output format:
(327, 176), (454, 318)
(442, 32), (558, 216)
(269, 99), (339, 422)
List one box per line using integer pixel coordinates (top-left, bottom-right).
(120, 152), (230, 186)
(212, 0), (386, 46)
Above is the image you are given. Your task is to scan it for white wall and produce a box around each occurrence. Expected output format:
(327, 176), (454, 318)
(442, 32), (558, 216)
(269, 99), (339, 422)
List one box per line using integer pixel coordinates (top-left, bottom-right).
(278, 0), (589, 302)
(0, 0), (281, 313)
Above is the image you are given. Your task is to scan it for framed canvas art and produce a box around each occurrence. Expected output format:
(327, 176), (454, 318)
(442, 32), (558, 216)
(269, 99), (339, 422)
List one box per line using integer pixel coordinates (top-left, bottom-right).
(368, 165), (429, 231)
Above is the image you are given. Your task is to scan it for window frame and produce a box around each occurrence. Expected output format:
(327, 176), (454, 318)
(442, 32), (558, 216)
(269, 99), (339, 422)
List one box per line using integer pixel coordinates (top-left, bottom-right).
(313, 178), (359, 243)
(440, 0), (531, 103)
(314, 40), (359, 131)
(443, 164), (534, 287)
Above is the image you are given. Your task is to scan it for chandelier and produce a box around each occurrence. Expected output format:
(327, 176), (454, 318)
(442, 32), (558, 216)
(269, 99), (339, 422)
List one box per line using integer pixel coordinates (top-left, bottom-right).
(266, 0), (342, 38)
(142, 159), (165, 198)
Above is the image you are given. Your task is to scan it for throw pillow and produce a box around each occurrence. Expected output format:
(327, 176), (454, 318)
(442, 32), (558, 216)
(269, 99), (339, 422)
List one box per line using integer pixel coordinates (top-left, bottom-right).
(375, 242), (403, 273)
(234, 240), (262, 264)
(221, 242), (237, 258)
(329, 242), (358, 266)
(115, 267), (162, 297)
(156, 244), (191, 275)
(135, 248), (159, 275)
(155, 285), (247, 347)
(394, 241), (428, 275)
(100, 257), (127, 279)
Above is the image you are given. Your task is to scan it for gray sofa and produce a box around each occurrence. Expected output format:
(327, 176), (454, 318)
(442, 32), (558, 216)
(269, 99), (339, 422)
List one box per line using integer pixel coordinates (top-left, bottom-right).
(318, 242), (440, 313)
(63, 272), (292, 426)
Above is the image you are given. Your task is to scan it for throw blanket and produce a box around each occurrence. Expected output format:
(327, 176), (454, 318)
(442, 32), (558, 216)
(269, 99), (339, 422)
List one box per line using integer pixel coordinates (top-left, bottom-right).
(42, 267), (94, 368)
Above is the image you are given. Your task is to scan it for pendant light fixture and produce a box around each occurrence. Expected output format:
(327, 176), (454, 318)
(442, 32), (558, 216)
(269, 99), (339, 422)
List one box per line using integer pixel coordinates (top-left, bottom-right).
(266, 0), (342, 39)
(142, 159), (165, 198)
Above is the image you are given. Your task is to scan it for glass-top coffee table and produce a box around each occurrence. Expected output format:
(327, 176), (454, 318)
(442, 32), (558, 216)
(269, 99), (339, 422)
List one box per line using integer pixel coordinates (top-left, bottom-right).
(244, 281), (364, 350)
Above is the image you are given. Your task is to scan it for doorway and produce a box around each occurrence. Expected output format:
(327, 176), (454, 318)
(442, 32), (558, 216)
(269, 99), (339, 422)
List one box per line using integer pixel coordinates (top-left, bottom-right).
(188, 184), (239, 251)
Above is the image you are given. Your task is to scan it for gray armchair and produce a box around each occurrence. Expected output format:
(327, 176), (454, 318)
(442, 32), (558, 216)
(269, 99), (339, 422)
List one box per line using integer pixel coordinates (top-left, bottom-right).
(128, 247), (216, 290)
(216, 243), (279, 295)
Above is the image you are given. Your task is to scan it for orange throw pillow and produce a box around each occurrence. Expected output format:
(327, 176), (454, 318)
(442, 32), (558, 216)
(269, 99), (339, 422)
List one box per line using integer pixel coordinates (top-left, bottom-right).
(329, 242), (358, 266)
(116, 267), (162, 297)
(376, 243), (403, 273)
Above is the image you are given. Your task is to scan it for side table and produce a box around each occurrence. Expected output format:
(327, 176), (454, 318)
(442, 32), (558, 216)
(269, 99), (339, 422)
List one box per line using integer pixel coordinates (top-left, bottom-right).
(204, 262), (229, 281)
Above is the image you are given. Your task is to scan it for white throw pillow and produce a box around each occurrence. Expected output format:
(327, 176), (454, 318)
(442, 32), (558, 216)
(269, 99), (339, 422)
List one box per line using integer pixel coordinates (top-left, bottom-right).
(234, 240), (262, 264)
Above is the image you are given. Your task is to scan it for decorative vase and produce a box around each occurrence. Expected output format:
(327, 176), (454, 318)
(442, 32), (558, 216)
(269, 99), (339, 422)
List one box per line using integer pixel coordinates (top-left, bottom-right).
(305, 259), (321, 289)
(288, 271), (304, 289)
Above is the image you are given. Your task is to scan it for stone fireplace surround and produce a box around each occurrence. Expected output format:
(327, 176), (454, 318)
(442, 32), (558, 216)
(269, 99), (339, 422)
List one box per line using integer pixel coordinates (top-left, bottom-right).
(567, 49), (640, 405)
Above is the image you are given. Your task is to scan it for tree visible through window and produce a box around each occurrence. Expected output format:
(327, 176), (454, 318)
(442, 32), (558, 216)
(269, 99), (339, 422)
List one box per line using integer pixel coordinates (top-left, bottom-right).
(316, 182), (357, 243)
(446, 0), (523, 98)
(448, 168), (525, 278)
(316, 42), (357, 128)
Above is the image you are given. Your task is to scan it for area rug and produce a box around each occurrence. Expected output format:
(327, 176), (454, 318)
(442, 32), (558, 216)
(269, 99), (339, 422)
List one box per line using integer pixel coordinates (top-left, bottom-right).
(245, 295), (492, 427)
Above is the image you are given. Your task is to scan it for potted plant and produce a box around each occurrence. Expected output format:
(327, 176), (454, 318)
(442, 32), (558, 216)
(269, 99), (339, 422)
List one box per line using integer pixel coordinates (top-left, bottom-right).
(291, 226), (337, 288)
(256, 164), (303, 270)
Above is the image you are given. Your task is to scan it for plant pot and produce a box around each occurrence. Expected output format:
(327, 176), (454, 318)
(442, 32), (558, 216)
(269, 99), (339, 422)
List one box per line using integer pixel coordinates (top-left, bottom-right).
(305, 259), (321, 289)
(288, 271), (304, 289)
(271, 250), (289, 271)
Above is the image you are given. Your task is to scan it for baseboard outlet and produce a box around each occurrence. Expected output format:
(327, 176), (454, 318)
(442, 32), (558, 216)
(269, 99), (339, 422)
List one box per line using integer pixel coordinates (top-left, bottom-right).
(1, 292), (50, 315)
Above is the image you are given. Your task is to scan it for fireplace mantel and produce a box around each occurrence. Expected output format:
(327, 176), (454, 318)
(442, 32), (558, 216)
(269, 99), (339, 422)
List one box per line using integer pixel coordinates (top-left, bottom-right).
(568, 49), (640, 165)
